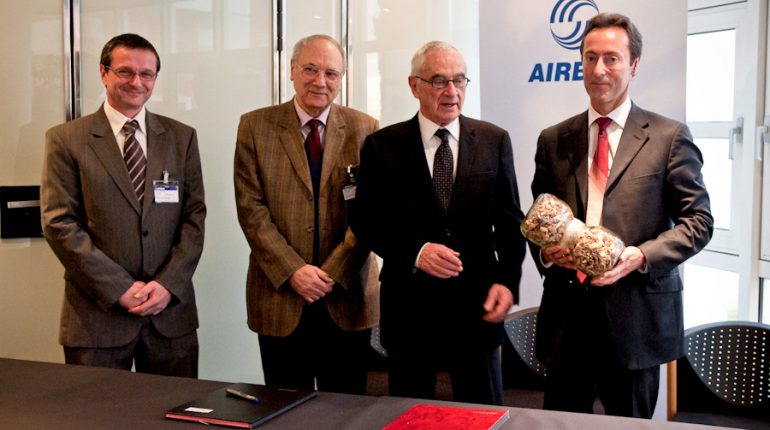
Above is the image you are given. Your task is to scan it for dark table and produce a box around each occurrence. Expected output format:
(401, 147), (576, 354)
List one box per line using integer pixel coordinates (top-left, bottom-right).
(0, 358), (739, 429)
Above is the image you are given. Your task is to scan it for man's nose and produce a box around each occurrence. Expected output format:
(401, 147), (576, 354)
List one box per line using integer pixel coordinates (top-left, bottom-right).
(595, 59), (609, 75)
(311, 71), (327, 86)
(443, 80), (458, 95)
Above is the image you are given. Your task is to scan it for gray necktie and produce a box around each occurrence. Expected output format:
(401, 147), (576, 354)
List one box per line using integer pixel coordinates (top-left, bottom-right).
(432, 128), (453, 213)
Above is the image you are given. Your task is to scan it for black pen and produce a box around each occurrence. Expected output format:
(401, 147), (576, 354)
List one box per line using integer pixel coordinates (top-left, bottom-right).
(226, 388), (260, 404)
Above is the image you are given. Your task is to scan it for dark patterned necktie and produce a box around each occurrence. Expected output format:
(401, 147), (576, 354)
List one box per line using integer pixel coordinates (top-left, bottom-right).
(122, 120), (146, 204)
(433, 128), (453, 213)
(305, 119), (322, 165)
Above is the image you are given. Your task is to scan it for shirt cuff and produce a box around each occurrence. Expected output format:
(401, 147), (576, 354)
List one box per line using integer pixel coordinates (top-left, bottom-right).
(539, 249), (554, 268)
(414, 242), (430, 273)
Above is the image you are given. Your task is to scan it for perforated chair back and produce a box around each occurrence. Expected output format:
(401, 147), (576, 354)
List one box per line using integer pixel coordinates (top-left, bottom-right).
(370, 325), (387, 357)
(504, 307), (546, 378)
(684, 321), (770, 408)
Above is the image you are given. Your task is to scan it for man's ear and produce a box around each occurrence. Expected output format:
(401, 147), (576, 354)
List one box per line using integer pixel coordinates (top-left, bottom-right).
(630, 57), (640, 77)
(408, 76), (419, 98)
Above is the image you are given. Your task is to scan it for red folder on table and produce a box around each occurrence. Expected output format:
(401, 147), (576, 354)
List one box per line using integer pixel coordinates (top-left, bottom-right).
(382, 404), (510, 430)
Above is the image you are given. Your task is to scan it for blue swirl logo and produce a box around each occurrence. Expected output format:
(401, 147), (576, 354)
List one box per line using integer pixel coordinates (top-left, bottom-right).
(550, 0), (600, 50)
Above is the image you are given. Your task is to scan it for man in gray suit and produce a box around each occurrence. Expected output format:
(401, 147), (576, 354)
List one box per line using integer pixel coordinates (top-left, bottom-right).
(41, 34), (205, 377)
(531, 13), (713, 417)
(234, 34), (379, 394)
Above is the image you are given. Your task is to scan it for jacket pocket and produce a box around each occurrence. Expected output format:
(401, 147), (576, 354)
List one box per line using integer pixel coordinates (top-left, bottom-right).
(644, 269), (682, 293)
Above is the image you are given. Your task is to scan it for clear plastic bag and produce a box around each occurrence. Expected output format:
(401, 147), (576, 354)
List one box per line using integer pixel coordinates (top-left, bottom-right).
(572, 225), (625, 277)
(520, 193), (574, 247)
(521, 193), (625, 278)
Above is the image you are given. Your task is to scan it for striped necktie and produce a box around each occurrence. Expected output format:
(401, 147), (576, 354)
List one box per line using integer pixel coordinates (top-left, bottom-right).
(122, 120), (146, 204)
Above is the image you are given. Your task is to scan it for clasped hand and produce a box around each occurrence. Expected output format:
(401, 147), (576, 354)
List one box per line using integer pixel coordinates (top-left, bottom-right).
(289, 264), (334, 304)
(118, 280), (172, 316)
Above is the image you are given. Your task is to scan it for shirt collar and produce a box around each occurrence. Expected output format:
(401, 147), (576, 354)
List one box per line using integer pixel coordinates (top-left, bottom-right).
(418, 111), (460, 147)
(587, 96), (632, 129)
(293, 98), (332, 128)
(103, 100), (146, 137)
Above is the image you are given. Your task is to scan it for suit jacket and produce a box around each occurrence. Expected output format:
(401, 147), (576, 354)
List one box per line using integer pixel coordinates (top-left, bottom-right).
(234, 101), (380, 337)
(531, 103), (713, 369)
(41, 106), (206, 348)
(351, 114), (526, 350)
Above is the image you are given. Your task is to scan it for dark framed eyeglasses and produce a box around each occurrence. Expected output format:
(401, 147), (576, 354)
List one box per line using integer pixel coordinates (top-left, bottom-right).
(413, 75), (470, 89)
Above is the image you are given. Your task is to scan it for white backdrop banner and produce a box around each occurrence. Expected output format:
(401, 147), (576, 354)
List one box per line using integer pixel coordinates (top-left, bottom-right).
(479, 0), (687, 308)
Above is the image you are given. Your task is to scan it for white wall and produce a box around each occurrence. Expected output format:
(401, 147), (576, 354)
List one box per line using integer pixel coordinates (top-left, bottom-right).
(0, 0), (68, 363)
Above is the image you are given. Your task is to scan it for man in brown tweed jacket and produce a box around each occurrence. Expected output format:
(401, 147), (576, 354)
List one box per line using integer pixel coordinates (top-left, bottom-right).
(234, 34), (379, 394)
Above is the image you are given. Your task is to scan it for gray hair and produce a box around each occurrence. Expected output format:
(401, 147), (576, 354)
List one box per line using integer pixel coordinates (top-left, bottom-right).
(290, 34), (347, 72)
(410, 41), (465, 76)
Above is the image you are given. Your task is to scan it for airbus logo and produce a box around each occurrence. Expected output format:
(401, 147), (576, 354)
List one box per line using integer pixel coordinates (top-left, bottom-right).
(529, 0), (600, 83)
(550, 0), (600, 50)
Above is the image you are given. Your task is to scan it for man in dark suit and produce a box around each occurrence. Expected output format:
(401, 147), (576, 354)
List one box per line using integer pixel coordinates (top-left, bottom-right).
(352, 41), (526, 405)
(41, 34), (206, 377)
(531, 13), (713, 418)
(234, 35), (379, 394)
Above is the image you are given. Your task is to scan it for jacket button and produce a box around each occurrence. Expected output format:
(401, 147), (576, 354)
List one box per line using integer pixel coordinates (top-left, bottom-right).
(306, 226), (313, 233)
(142, 230), (149, 237)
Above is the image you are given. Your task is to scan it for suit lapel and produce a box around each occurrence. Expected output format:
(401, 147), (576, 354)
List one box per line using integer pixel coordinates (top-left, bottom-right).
(606, 104), (649, 194)
(562, 113), (589, 216)
(320, 106), (345, 192)
(278, 102), (314, 194)
(405, 116), (436, 210)
(143, 111), (167, 216)
(87, 107), (142, 214)
(450, 116), (477, 215)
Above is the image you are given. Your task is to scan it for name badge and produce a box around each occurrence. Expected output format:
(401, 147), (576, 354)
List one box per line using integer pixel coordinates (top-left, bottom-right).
(153, 170), (179, 203)
(342, 184), (356, 201)
(153, 180), (179, 203)
(343, 164), (358, 201)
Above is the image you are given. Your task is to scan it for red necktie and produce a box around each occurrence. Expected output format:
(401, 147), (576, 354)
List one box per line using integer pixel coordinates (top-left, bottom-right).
(305, 119), (321, 165)
(578, 117), (612, 283)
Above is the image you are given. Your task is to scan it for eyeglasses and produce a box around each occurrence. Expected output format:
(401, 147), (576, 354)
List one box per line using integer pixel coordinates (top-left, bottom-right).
(299, 65), (342, 83)
(105, 66), (157, 82)
(413, 75), (470, 89)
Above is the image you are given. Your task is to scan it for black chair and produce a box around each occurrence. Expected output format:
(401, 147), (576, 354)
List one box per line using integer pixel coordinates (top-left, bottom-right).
(669, 321), (770, 429)
(366, 325), (390, 396)
(502, 307), (547, 408)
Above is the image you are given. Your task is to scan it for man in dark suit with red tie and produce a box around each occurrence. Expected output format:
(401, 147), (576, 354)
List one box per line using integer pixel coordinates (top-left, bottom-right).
(352, 41), (526, 405)
(531, 13), (713, 418)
